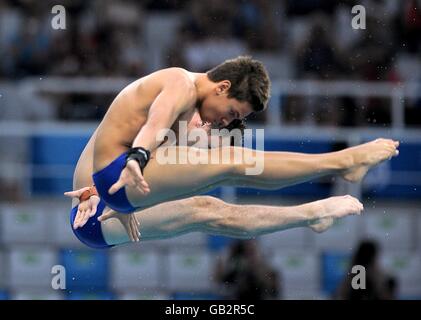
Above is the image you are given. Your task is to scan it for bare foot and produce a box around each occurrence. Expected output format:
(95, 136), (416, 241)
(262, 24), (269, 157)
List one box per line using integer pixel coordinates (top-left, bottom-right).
(309, 217), (335, 233)
(308, 195), (363, 233)
(342, 138), (399, 182)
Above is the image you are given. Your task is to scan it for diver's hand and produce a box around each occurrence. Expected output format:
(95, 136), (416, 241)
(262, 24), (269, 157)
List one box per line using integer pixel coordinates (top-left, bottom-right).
(108, 160), (150, 195)
(109, 147), (151, 195)
(98, 209), (141, 242)
(64, 187), (100, 229)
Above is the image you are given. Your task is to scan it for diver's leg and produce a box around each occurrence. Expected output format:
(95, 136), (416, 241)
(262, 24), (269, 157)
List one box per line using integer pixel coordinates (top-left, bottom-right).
(101, 195), (363, 245)
(126, 139), (398, 208)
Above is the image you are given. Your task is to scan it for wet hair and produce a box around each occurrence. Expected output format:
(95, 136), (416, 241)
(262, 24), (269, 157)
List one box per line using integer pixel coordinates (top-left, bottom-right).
(207, 56), (271, 112)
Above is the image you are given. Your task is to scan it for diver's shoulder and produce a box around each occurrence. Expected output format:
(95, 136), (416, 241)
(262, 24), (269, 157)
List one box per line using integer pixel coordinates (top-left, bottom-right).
(134, 67), (192, 87)
(161, 68), (196, 91)
(136, 68), (197, 101)
(161, 67), (194, 82)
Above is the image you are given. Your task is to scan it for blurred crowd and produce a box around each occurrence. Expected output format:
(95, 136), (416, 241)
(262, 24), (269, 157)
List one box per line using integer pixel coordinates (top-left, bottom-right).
(1, 0), (420, 79)
(334, 240), (397, 300)
(212, 238), (397, 300)
(1, 0), (420, 124)
(214, 240), (280, 299)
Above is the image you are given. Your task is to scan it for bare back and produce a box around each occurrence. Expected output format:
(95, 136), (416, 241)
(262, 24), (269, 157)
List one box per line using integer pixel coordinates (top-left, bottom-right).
(92, 68), (198, 172)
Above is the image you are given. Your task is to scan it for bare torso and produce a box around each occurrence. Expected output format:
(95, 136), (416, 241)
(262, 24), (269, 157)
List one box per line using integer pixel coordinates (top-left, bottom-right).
(73, 68), (200, 192)
(94, 68), (198, 170)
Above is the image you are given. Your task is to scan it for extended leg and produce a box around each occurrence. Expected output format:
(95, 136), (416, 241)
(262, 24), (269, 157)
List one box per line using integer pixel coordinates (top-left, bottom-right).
(101, 194), (363, 246)
(127, 139), (398, 208)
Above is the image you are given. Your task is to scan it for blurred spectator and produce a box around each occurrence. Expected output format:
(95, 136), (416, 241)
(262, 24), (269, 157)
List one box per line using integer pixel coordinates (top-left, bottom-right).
(347, 16), (396, 81)
(285, 0), (339, 17)
(214, 240), (280, 300)
(334, 240), (398, 300)
(295, 17), (344, 80)
(233, 0), (283, 51)
(173, 0), (248, 71)
(143, 0), (185, 11)
(399, 0), (421, 54)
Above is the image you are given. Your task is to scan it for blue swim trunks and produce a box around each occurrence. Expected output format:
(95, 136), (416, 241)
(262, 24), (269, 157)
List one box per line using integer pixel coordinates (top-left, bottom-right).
(70, 198), (114, 249)
(92, 151), (136, 214)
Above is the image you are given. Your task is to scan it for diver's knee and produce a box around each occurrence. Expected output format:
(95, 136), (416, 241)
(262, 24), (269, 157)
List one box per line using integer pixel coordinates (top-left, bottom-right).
(191, 195), (225, 209)
(187, 196), (226, 228)
(219, 146), (245, 177)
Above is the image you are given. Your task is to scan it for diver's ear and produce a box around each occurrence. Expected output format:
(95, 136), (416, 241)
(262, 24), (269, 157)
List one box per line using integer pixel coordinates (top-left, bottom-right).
(216, 80), (231, 95)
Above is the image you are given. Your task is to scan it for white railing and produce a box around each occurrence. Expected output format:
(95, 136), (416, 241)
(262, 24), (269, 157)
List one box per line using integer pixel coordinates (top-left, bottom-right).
(270, 80), (420, 130)
(15, 76), (421, 130)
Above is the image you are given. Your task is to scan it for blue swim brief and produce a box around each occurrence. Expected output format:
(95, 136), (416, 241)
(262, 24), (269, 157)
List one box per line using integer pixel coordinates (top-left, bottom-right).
(69, 198), (114, 249)
(92, 151), (136, 213)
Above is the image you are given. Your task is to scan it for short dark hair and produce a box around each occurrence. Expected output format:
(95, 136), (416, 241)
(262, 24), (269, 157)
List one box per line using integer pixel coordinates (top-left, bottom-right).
(207, 56), (271, 113)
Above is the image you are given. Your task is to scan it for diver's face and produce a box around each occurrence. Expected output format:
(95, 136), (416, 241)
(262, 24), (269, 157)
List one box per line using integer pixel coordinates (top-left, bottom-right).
(187, 111), (210, 132)
(199, 81), (253, 129)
